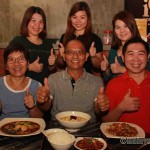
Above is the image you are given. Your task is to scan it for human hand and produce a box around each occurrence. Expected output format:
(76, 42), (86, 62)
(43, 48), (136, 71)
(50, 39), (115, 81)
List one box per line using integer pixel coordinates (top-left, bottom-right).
(101, 55), (109, 71)
(37, 78), (50, 103)
(118, 89), (140, 112)
(110, 56), (123, 74)
(96, 87), (109, 112)
(48, 49), (56, 65)
(29, 57), (43, 73)
(24, 88), (35, 109)
(89, 42), (96, 58)
(59, 43), (65, 57)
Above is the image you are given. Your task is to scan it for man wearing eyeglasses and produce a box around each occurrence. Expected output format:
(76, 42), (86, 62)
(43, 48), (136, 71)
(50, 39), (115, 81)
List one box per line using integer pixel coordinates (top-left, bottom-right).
(37, 39), (109, 122)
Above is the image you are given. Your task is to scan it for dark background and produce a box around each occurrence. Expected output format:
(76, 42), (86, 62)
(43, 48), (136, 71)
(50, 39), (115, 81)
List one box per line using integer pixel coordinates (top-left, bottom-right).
(124, 0), (150, 34)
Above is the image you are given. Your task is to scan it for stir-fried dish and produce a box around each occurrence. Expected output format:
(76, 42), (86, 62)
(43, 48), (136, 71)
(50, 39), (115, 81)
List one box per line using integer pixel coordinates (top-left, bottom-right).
(76, 138), (104, 150)
(106, 123), (138, 137)
(60, 115), (87, 122)
(0, 121), (40, 135)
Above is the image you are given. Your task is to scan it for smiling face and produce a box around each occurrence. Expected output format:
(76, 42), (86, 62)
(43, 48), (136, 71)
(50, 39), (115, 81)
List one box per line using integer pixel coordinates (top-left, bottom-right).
(71, 10), (88, 35)
(27, 13), (44, 37)
(123, 42), (148, 76)
(115, 20), (132, 45)
(64, 40), (88, 71)
(6, 51), (28, 78)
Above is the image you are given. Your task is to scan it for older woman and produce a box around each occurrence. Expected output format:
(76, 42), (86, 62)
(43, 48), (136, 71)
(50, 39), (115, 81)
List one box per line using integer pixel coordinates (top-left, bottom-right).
(0, 43), (43, 120)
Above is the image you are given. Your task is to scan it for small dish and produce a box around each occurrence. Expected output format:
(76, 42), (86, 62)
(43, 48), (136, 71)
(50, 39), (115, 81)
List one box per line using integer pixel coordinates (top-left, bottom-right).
(42, 128), (68, 139)
(48, 132), (75, 150)
(74, 137), (107, 150)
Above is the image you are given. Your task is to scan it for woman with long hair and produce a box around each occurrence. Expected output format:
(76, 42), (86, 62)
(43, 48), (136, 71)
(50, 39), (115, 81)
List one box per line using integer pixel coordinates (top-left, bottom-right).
(57, 1), (103, 74)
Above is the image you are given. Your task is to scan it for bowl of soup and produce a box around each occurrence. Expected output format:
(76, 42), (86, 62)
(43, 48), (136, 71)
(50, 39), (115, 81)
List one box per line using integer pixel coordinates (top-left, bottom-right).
(55, 111), (91, 130)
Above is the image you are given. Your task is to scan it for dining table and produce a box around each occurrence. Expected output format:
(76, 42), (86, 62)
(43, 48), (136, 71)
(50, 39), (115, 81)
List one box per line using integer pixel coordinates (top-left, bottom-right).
(0, 120), (150, 150)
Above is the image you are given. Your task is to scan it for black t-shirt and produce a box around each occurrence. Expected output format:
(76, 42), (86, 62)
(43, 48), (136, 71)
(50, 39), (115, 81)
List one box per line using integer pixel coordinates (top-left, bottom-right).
(10, 36), (53, 85)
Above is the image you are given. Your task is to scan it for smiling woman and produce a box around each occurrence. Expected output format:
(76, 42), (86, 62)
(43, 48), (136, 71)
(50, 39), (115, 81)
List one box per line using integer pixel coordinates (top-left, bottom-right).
(0, 42), (43, 120)
(9, 6), (54, 85)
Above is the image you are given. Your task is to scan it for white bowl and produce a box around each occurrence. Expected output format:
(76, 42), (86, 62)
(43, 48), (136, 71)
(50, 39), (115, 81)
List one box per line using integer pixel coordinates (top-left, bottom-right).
(42, 128), (68, 139)
(48, 132), (75, 150)
(55, 111), (91, 130)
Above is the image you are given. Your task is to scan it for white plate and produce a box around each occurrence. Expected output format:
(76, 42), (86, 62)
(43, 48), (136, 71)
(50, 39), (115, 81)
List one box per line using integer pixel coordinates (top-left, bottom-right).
(74, 137), (107, 150)
(100, 122), (145, 139)
(0, 118), (46, 137)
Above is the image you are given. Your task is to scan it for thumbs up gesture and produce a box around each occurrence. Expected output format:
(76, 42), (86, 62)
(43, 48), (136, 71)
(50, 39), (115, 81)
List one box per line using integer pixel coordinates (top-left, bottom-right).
(110, 56), (126, 74)
(95, 87), (109, 112)
(48, 48), (56, 66)
(89, 42), (96, 58)
(24, 88), (35, 109)
(37, 78), (50, 103)
(101, 54), (109, 71)
(28, 57), (43, 73)
(118, 89), (140, 112)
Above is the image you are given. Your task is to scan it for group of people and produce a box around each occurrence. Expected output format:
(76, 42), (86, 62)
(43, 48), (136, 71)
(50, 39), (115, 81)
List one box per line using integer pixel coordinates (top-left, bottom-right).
(0, 1), (150, 134)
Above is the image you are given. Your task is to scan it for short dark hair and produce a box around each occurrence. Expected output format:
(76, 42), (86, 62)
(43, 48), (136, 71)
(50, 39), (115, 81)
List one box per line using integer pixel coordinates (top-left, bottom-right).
(65, 39), (86, 52)
(4, 43), (30, 63)
(20, 6), (47, 38)
(122, 38), (149, 55)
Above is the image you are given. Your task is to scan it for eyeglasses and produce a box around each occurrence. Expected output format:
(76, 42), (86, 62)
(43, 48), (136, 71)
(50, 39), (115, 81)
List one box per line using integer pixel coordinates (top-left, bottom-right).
(65, 50), (86, 57)
(7, 56), (26, 64)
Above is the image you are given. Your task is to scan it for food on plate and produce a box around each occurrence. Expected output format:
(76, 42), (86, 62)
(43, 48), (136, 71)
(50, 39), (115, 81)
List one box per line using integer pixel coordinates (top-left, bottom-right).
(0, 121), (40, 135)
(60, 115), (87, 122)
(106, 122), (138, 137)
(76, 137), (104, 150)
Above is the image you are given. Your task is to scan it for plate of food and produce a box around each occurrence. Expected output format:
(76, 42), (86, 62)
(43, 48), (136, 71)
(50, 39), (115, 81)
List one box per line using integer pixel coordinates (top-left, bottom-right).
(0, 118), (46, 137)
(74, 137), (107, 150)
(100, 122), (145, 139)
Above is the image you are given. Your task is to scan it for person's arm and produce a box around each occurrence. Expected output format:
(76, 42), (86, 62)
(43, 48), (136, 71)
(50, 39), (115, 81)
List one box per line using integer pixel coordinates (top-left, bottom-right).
(28, 57), (43, 73)
(24, 88), (44, 118)
(48, 49), (57, 73)
(36, 78), (52, 111)
(91, 52), (103, 68)
(110, 57), (126, 74)
(102, 89), (140, 122)
(55, 43), (66, 70)
(102, 104), (123, 122)
(37, 96), (52, 111)
(94, 87), (109, 115)
(28, 106), (44, 118)
(89, 42), (103, 69)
